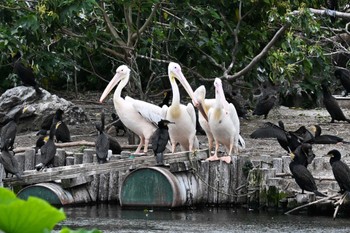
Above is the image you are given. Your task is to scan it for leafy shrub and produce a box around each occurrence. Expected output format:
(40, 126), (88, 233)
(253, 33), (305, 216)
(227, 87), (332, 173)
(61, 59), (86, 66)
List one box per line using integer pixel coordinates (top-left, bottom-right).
(0, 187), (101, 233)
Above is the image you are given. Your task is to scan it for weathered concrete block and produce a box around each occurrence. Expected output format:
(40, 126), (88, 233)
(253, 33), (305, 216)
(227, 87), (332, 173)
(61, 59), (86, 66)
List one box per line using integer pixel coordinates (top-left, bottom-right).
(272, 158), (283, 173)
(54, 149), (66, 167)
(83, 149), (94, 163)
(261, 154), (271, 169)
(74, 153), (83, 164)
(24, 149), (36, 171)
(282, 156), (291, 174)
(66, 156), (75, 166)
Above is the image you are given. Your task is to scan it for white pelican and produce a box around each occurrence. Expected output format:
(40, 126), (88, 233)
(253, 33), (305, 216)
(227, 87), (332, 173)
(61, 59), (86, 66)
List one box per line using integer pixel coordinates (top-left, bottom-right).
(194, 85), (215, 152)
(208, 78), (242, 163)
(194, 85), (245, 156)
(165, 62), (202, 153)
(99, 65), (165, 154)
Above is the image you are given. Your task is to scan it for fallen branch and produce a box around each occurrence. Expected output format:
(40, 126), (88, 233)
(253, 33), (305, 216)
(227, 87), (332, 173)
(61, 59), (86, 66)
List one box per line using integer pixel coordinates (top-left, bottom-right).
(333, 192), (348, 220)
(13, 140), (139, 153)
(284, 193), (340, 215)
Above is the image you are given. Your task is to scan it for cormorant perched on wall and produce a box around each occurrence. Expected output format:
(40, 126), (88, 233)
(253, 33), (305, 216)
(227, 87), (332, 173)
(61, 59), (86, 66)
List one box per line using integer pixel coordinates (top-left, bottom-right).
(35, 129), (48, 153)
(250, 121), (302, 153)
(12, 52), (42, 96)
(95, 112), (109, 164)
(334, 68), (350, 97)
(252, 90), (277, 119)
(325, 149), (350, 194)
(107, 135), (122, 155)
(0, 140), (21, 179)
(292, 143), (316, 168)
(152, 119), (173, 165)
(289, 144), (327, 197)
(0, 107), (26, 151)
(322, 84), (350, 123)
(39, 112), (56, 131)
(53, 109), (71, 142)
(110, 113), (126, 136)
(35, 120), (57, 171)
(310, 124), (349, 144)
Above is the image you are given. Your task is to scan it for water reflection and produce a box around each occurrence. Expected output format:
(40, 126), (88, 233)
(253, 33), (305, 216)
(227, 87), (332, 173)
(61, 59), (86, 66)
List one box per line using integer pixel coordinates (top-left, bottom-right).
(55, 204), (350, 233)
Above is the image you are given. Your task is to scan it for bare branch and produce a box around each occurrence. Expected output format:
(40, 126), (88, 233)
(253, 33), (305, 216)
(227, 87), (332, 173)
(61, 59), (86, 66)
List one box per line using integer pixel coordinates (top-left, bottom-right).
(98, 1), (126, 47)
(291, 8), (350, 20)
(124, 5), (133, 47)
(101, 47), (126, 60)
(226, 24), (290, 80)
(130, 3), (161, 42)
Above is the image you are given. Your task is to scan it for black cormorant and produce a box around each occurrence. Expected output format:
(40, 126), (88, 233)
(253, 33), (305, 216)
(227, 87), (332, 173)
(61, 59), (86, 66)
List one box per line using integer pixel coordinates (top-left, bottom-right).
(35, 120), (57, 171)
(111, 113), (126, 136)
(334, 68), (350, 97)
(35, 129), (48, 153)
(107, 135), (122, 155)
(325, 149), (350, 194)
(322, 84), (350, 123)
(0, 140), (21, 179)
(158, 91), (172, 107)
(310, 124), (348, 144)
(289, 144), (327, 197)
(152, 119), (173, 165)
(39, 112), (56, 131)
(12, 52), (42, 96)
(292, 143), (315, 168)
(0, 107), (26, 150)
(95, 112), (109, 164)
(250, 121), (302, 153)
(54, 109), (71, 143)
(252, 91), (277, 119)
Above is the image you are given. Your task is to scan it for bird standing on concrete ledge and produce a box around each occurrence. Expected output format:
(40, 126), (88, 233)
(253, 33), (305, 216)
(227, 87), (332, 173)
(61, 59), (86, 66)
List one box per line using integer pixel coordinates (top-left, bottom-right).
(152, 119), (174, 165)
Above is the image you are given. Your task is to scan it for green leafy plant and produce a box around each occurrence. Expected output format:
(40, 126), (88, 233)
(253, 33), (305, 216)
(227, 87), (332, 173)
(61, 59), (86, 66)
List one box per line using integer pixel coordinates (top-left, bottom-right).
(0, 187), (101, 233)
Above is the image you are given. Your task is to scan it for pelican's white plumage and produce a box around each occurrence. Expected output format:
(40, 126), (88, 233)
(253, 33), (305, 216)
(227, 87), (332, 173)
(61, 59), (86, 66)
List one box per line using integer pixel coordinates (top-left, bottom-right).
(207, 78), (242, 163)
(99, 65), (165, 154)
(194, 85), (245, 156)
(165, 62), (199, 152)
(194, 85), (216, 152)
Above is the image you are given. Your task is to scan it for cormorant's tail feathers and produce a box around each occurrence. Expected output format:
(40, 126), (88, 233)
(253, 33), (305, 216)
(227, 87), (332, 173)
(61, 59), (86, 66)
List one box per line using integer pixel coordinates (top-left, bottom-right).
(314, 190), (327, 197)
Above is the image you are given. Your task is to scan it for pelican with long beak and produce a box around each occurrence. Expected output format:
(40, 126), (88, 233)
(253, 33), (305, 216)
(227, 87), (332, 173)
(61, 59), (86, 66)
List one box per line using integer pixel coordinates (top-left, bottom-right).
(194, 85), (245, 156)
(194, 85), (216, 153)
(208, 78), (242, 163)
(99, 65), (165, 154)
(164, 62), (204, 152)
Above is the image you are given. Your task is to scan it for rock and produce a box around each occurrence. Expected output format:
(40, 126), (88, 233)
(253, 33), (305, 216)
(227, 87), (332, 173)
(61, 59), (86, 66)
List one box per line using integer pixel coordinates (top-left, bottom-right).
(0, 86), (88, 131)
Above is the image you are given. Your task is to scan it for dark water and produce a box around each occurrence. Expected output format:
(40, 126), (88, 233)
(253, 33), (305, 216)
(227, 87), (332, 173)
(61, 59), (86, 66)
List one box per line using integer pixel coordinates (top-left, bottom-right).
(55, 204), (350, 233)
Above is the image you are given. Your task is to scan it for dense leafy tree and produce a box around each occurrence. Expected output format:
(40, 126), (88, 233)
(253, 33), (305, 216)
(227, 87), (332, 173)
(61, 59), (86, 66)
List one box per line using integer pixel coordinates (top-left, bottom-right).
(1, 0), (349, 107)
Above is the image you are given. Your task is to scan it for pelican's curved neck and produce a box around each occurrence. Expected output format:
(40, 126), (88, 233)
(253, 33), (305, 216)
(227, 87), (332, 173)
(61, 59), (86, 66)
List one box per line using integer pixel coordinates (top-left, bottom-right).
(170, 76), (180, 105)
(114, 75), (129, 102)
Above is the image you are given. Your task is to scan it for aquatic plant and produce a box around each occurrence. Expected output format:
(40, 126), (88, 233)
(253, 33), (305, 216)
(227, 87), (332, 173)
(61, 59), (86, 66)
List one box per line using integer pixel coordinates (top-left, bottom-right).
(0, 187), (101, 233)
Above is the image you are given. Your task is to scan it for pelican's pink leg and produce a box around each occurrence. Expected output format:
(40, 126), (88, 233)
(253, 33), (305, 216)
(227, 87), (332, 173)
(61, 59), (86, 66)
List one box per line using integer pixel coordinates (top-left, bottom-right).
(171, 140), (176, 153)
(220, 142), (233, 163)
(208, 135), (214, 155)
(143, 138), (150, 153)
(135, 137), (145, 154)
(206, 141), (220, 161)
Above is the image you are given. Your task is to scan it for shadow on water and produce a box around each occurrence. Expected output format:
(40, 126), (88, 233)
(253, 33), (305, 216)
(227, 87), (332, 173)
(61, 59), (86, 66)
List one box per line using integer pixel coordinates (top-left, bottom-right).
(55, 204), (350, 233)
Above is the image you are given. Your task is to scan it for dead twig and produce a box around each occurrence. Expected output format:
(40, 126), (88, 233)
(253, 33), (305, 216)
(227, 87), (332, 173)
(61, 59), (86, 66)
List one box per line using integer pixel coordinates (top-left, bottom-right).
(284, 193), (340, 215)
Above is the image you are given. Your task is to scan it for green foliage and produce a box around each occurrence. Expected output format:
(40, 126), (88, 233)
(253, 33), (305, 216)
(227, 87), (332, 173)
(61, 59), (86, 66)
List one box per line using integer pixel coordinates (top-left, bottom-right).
(0, 187), (101, 233)
(0, 0), (347, 105)
(0, 187), (66, 233)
